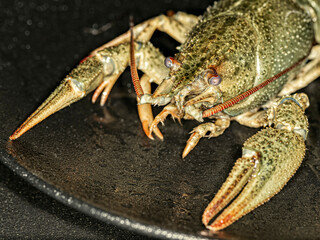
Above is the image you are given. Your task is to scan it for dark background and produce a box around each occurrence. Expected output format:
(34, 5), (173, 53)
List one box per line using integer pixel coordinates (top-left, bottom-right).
(1, 1), (319, 239)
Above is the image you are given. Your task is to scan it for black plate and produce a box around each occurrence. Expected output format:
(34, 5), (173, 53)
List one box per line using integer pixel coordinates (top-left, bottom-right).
(1, 1), (320, 239)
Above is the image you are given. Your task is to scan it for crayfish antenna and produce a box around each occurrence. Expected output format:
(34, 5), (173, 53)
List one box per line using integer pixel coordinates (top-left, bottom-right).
(129, 15), (144, 98)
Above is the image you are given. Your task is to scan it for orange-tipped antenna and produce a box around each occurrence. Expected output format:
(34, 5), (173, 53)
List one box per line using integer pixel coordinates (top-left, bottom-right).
(129, 15), (144, 98)
(202, 54), (309, 118)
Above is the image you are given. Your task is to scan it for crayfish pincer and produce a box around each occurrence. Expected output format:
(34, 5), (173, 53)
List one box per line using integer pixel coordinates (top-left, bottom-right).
(202, 93), (309, 230)
(10, 0), (320, 231)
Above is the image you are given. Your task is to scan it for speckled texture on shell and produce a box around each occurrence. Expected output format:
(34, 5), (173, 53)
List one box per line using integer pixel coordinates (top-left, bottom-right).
(295, 0), (320, 41)
(170, 0), (314, 116)
(69, 43), (131, 94)
(203, 93), (310, 229)
(237, 96), (309, 214)
(67, 56), (104, 94)
(240, 128), (306, 215)
(68, 41), (167, 95)
(273, 99), (309, 135)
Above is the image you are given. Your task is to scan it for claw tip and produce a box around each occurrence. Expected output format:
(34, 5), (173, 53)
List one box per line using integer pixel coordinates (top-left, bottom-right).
(147, 134), (155, 140)
(154, 127), (164, 140)
(182, 150), (188, 159)
(182, 144), (192, 158)
(9, 127), (25, 141)
(9, 134), (16, 141)
(206, 225), (220, 232)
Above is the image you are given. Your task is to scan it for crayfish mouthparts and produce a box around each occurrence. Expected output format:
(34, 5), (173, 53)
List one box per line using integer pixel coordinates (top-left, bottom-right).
(139, 94), (171, 106)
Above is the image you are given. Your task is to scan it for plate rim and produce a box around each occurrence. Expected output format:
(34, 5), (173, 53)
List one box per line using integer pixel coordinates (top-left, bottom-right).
(0, 147), (217, 240)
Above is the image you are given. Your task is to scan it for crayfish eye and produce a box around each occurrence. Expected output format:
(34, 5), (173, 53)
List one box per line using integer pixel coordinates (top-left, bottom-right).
(208, 75), (221, 86)
(203, 69), (221, 86)
(164, 57), (181, 68)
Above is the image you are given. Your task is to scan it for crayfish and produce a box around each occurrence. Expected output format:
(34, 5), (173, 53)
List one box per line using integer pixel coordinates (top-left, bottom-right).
(10, 0), (320, 231)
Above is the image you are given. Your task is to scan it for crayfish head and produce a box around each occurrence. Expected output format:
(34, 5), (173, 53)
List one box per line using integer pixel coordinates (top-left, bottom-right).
(149, 55), (224, 121)
(149, 13), (260, 120)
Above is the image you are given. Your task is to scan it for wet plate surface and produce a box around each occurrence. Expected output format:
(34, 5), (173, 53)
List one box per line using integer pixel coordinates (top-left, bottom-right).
(1, 1), (320, 239)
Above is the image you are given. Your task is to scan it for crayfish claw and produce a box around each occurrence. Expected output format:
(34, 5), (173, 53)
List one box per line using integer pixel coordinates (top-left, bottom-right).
(203, 94), (309, 231)
(203, 127), (306, 230)
(148, 117), (164, 139)
(10, 77), (87, 140)
(202, 154), (257, 230)
(142, 120), (163, 140)
(153, 126), (164, 140)
(92, 73), (121, 106)
(92, 81), (110, 106)
(148, 104), (180, 139)
(142, 120), (154, 140)
(138, 96), (164, 140)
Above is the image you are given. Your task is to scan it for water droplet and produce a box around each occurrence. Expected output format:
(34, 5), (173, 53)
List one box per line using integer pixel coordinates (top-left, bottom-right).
(17, 1), (24, 8)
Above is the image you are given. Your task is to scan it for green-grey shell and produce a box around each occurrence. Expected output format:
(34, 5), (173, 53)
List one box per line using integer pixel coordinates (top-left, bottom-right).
(171, 0), (314, 116)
